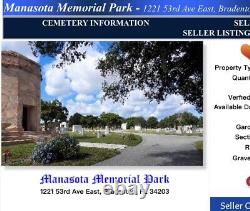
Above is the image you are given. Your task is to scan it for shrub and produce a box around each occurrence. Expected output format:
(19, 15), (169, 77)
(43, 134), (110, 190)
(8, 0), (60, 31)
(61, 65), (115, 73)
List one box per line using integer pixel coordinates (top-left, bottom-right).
(32, 135), (80, 164)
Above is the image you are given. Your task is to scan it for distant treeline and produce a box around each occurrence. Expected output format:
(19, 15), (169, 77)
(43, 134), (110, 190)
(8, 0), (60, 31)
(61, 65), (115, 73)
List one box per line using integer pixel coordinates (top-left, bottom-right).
(41, 100), (202, 130)
(68, 112), (203, 129)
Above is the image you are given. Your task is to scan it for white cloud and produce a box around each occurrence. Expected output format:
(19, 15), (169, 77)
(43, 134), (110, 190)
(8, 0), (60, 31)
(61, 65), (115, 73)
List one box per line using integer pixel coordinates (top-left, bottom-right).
(43, 43), (104, 99)
(66, 45), (104, 95)
(66, 99), (104, 116)
(150, 95), (195, 119)
(66, 89), (198, 120)
(39, 42), (200, 119)
(44, 67), (71, 97)
(2, 41), (39, 62)
(75, 94), (95, 102)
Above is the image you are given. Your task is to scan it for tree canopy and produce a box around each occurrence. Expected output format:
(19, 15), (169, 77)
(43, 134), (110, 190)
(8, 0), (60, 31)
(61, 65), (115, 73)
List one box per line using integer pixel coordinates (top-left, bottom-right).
(126, 116), (146, 129)
(159, 112), (200, 128)
(29, 41), (203, 114)
(68, 112), (82, 127)
(147, 116), (159, 129)
(68, 112), (123, 129)
(81, 115), (100, 129)
(29, 41), (92, 68)
(41, 99), (68, 130)
(98, 41), (203, 112)
(197, 116), (203, 128)
(100, 112), (123, 128)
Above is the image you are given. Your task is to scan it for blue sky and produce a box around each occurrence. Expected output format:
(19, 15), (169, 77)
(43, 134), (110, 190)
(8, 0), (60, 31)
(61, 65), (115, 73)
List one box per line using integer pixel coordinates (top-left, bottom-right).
(40, 56), (55, 101)
(2, 41), (201, 120)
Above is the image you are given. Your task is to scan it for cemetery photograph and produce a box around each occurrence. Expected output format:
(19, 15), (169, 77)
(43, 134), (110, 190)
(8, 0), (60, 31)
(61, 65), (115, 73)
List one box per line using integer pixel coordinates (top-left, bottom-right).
(1, 41), (203, 166)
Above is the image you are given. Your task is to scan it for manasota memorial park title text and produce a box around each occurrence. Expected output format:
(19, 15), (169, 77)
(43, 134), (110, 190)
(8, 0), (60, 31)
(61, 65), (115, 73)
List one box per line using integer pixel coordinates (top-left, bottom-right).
(5, 2), (250, 14)
(4, 2), (135, 13)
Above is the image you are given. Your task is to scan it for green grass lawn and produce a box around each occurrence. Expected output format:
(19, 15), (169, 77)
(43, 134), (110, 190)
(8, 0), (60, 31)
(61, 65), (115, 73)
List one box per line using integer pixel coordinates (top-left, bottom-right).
(1, 132), (142, 166)
(73, 132), (142, 146)
(68, 131), (96, 139)
(194, 141), (203, 152)
(1, 143), (119, 166)
(2, 143), (35, 166)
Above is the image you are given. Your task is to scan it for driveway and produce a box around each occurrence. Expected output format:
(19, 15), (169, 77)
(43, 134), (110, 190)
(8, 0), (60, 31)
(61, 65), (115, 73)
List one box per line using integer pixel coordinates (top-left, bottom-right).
(95, 134), (203, 166)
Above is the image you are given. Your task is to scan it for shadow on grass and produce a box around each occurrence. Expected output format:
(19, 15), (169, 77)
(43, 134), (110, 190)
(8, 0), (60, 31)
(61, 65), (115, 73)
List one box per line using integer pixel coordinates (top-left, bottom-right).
(45, 152), (93, 166)
(74, 152), (91, 160)
(148, 150), (203, 166)
(2, 142), (120, 166)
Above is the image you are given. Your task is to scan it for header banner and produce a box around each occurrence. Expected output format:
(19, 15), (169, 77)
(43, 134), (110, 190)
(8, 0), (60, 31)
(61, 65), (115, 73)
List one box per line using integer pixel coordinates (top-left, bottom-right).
(3, 0), (250, 16)
(4, 18), (250, 38)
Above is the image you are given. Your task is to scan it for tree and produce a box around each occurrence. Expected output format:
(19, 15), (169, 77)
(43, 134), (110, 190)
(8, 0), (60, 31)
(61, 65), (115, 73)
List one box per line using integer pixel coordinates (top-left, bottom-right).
(178, 112), (199, 126)
(83, 115), (100, 129)
(41, 99), (68, 130)
(125, 116), (146, 129)
(197, 116), (203, 128)
(147, 116), (159, 129)
(126, 117), (135, 129)
(98, 41), (203, 112)
(159, 112), (200, 129)
(100, 112), (123, 128)
(158, 119), (166, 128)
(69, 114), (100, 129)
(29, 41), (92, 68)
(164, 114), (180, 129)
(28, 41), (202, 112)
(135, 116), (147, 128)
(69, 113), (82, 127)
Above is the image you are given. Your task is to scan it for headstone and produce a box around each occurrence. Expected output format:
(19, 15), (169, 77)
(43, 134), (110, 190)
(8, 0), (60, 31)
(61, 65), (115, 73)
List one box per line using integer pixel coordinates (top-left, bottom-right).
(121, 123), (127, 130)
(59, 122), (68, 134)
(105, 126), (110, 135)
(192, 125), (197, 133)
(72, 125), (84, 135)
(134, 125), (141, 131)
(97, 130), (101, 138)
(156, 128), (161, 133)
(60, 122), (68, 128)
(60, 127), (68, 134)
(183, 125), (192, 134)
(176, 126), (182, 134)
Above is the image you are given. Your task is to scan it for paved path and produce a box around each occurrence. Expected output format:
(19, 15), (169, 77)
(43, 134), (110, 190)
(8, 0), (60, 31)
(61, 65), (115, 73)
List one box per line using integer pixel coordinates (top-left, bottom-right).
(79, 142), (127, 150)
(95, 134), (203, 166)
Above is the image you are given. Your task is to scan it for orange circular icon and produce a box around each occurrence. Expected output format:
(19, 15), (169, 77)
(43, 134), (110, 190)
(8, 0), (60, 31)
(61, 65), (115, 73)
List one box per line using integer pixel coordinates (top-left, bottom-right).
(241, 44), (250, 60)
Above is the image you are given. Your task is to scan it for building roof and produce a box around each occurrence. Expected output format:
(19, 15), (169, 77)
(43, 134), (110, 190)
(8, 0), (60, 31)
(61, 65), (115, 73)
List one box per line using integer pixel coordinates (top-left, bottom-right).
(2, 50), (41, 76)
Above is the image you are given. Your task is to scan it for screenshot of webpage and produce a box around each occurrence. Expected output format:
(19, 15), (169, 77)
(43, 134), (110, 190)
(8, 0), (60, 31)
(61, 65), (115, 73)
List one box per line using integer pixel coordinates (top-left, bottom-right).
(0, 0), (250, 210)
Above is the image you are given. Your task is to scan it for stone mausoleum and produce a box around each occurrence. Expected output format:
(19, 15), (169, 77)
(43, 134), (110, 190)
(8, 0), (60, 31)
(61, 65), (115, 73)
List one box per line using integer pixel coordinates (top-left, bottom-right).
(2, 51), (41, 134)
